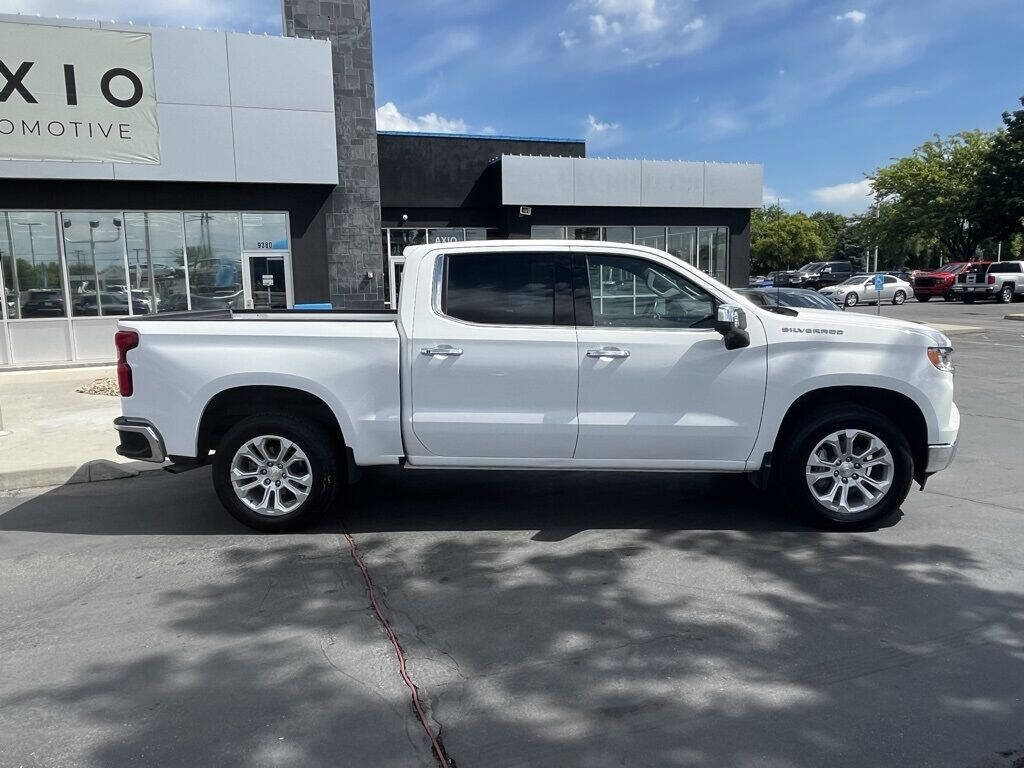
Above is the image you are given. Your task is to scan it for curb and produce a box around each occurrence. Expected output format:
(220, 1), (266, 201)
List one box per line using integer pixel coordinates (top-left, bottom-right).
(1005, 313), (1024, 322)
(0, 459), (163, 493)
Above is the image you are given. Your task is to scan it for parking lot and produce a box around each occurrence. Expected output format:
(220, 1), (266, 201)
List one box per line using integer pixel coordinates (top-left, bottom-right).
(1, 299), (1022, 768)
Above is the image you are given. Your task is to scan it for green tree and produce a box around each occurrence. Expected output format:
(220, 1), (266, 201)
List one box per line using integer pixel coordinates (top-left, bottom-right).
(809, 211), (847, 259)
(750, 204), (824, 273)
(870, 131), (994, 263)
(976, 96), (1024, 241)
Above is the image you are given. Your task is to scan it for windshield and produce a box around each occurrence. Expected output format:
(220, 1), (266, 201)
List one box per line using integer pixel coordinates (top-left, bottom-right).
(796, 262), (825, 273)
(779, 290), (841, 310)
(839, 276), (870, 286)
(937, 263), (966, 274)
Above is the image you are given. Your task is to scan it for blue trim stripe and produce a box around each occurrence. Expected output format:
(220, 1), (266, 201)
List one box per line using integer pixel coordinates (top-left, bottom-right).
(376, 130), (584, 144)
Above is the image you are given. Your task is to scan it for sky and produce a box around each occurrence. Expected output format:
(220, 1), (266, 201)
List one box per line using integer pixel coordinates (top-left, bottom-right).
(2, 0), (1023, 214)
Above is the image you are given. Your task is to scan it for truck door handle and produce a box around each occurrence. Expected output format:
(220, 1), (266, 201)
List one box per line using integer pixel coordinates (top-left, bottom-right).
(586, 347), (630, 358)
(420, 345), (463, 357)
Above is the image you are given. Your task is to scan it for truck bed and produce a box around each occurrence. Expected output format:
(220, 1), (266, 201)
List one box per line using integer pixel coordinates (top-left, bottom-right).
(127, 308), (397, 322)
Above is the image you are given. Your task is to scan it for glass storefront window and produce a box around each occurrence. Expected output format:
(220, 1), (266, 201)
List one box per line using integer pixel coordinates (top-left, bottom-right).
(603, 226), (633, 244)
(466, 227), (489, 241)
(125, 212), (188, 314)
(697, 227), (713, 275)
(710, 226), (729, 284)
(1, 214), (14, 321)
(4, 212), (66, 319)
(530, 226), (565, 239)
(62, 213), (129, 317)
(634, 226), (666, 250)
(242, 212), (289, 251)
(185, 212), (243, 310)
(388, 228), (426, 257)
(667, 226), (697, 266)
(568, 226), (601, 241)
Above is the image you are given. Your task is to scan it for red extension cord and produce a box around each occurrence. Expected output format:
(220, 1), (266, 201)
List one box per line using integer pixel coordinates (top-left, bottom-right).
(342, 529), (453, 767)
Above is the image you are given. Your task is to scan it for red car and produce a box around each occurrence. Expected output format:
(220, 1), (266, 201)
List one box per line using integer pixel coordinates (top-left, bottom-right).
(910, 262), (968, 301)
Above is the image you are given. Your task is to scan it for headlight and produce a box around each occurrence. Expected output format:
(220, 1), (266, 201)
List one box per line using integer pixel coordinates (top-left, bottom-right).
(927, 346), (954, 373)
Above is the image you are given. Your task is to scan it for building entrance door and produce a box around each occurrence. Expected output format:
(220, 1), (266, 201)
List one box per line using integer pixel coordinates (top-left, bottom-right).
(243, 253), (292, 309)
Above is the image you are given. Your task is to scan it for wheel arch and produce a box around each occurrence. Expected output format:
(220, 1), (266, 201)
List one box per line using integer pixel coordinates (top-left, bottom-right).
(773, 386), (929, 478)
(196, 384), (347, 463)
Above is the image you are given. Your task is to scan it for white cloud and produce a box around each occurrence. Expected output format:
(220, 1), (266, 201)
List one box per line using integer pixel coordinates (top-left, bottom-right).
(586, 114), (620, 133)
(811, 179), (874, 212)
(375, 102), (469, 134)
(864, 85), (929, 108)
(558, 29), (578, 47)
(835, 10), (867, 23)
(0, 0), (282, 31)
(682, 17), (704, 32)
(762, 186), (791, 205)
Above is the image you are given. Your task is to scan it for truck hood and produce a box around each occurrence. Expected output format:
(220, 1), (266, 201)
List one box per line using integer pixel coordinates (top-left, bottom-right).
(786, 307), (952, 346)
(913, 270), (957, 279)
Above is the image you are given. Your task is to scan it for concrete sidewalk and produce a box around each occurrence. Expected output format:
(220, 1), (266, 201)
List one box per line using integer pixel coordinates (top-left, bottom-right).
(0, 365), (159, 491)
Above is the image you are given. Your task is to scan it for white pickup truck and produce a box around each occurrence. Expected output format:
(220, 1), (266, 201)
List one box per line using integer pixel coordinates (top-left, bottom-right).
(114, 240), (959, 531)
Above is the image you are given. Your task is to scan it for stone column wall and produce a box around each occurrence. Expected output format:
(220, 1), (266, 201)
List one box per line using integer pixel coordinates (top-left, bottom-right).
(283, 0), (385, 308)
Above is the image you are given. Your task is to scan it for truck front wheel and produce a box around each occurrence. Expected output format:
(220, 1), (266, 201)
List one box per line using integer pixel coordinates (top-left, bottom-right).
(212, 414), (339, 532)
(777, 406), (913, 530)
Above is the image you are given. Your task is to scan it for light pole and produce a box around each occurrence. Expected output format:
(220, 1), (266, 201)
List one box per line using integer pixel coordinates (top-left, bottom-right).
(15, 221), (43, 288)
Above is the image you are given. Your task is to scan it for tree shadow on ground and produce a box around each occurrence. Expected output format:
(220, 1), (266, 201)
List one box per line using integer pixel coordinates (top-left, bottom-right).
(1, 467), (1021, 767)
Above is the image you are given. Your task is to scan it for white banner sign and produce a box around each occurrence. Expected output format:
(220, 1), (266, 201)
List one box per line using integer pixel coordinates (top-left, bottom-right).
(0, 22), (159, 163)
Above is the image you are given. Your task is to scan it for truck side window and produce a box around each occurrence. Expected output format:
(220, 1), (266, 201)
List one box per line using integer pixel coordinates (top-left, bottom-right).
(443, 252), (572, 325)
(579, 253), (716, 329)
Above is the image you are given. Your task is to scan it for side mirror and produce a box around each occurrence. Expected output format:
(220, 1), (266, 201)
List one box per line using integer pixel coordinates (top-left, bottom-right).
(714, 304), (750, 350)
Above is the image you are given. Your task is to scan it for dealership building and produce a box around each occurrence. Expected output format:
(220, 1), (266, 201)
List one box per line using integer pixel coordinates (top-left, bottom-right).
(0, 2), (761, 368)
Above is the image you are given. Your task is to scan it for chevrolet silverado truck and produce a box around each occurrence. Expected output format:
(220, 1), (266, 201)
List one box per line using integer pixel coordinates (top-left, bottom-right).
(954, 260), (1024, 303)
(113, 240), (959, 532)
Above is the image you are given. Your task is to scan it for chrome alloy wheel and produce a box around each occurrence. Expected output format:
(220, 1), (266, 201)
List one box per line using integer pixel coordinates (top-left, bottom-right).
(230, 435), (312, 516)
(805, 429), (894, 516)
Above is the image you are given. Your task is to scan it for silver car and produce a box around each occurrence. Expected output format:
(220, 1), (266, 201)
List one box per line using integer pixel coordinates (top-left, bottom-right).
(819, 274), (911, 307)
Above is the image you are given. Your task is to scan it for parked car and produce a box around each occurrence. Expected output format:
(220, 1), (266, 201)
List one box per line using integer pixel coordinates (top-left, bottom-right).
(748, 271), (784, 288)
(911, 262), (968, 302)
(953, 260), (1024, 304)
(738, 287), (843, 312)
(819, 274), (911, 307)
(19, 289), (66, 318)
(115, 240), (958, 533)
(73, 292), (151, 316)
(773, 261), (855, 290)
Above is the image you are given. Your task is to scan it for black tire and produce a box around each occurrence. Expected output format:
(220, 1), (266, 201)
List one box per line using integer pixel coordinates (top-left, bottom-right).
(212, 413), (340, 532)
(892, 290), (907, 305)
(844, 292), (859, 307)
(916, 294), (931, 302)
(775, 405), (914, 530)
(962, 294), (976, 304)
(999, 285), (1014, 304)
(942, 293), (955, 302)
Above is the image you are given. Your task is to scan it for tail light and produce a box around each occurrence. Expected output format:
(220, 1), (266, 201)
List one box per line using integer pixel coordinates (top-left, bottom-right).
(114, 330), (139, 396)
(988, 274), (996, 284)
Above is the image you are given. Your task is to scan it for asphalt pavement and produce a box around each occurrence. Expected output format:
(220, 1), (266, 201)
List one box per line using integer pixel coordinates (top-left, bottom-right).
(1, 298), (1022, 768)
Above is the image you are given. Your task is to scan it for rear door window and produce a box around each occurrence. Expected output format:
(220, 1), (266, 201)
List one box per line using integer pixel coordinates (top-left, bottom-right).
(442, 252), (572, 325)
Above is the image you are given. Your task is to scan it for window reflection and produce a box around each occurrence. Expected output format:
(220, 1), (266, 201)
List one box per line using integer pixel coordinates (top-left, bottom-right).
(124, 212), (187, 313)
(63, 213), (130, 317)
(242, 212), (289, 251)
(4, 212), (67, 318)
(185, 212), (243, 310)
(667, 226), (697, 266)
(634, 226), (666, 250)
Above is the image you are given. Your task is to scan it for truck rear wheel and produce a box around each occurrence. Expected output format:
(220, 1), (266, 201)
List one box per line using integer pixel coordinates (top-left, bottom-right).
(999, 285), (1014, 304)
(777, 405), (913, 530)
(212, 414), (339, 532)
